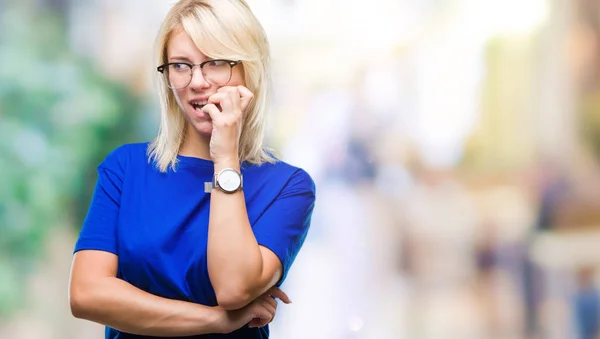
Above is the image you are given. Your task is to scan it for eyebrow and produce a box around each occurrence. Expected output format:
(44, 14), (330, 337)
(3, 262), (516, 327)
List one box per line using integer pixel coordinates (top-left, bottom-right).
(168, 56), (194, 62)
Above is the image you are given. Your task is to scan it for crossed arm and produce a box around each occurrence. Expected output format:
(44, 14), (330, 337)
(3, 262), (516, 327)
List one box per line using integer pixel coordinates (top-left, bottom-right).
(207, 161), (286, 310)
(69, 178), (288, 336)
(69, 160), (299, 336)
(69, 250), (288, 336)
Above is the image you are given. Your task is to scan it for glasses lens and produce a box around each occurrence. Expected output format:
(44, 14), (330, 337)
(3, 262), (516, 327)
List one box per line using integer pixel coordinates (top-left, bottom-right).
(202, 60), (233, 86)
(164, 63), (192, 89)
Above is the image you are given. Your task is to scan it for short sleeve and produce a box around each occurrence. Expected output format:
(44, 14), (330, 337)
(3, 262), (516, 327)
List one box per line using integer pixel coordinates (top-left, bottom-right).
(252, 168), (316, 286)
(73, 147), (127, 255)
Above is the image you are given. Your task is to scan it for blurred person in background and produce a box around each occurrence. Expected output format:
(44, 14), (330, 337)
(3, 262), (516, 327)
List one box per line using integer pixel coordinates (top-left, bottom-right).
(573, 267), (600, 339)
(67, 0), (316, 338)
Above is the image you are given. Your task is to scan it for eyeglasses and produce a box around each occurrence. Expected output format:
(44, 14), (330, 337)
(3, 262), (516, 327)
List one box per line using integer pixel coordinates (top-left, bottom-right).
(157, 59), (241, 89)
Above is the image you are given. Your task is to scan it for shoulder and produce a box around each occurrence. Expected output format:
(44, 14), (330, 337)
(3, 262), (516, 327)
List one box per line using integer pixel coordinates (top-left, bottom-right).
(246, 158), (316, 197)
(99, 142), (150, 174)
(279, 161), (316, 197)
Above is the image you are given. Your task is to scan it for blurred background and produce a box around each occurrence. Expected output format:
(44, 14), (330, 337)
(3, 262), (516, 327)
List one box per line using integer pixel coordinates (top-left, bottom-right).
(2, 0), (600, 338)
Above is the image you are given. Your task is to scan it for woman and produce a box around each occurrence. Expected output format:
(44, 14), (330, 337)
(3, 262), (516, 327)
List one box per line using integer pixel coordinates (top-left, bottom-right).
(68, 0), (316, 338)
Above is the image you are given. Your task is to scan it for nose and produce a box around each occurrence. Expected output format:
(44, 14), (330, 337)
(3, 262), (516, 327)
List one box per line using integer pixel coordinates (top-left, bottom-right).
(188, 65), (211, 90)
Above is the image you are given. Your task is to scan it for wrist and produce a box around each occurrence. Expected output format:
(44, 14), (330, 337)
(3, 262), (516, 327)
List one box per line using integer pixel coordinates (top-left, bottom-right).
(210, 306), (230, 334)
(214, 157), (240, 171)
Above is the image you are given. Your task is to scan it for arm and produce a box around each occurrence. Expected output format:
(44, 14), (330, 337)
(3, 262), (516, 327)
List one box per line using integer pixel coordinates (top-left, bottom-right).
(73, 146), (279, 332)
(207, 163), (315, 310)
(70, 152), (227, 335)
(204, 87), (315, 310)
(207, 160), (284, 310)
(203, 87), (286, 310)
(69, 250), (227, 336)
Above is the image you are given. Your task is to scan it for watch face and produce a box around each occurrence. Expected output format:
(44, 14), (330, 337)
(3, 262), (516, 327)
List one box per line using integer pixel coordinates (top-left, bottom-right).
(218, 169), (241, 192)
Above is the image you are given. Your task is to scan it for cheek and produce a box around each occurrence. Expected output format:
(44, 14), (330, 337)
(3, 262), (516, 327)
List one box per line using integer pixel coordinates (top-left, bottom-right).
(171, 88), (187, 107)
(174, 88), (187, 99)
(229, 68), (245, 86)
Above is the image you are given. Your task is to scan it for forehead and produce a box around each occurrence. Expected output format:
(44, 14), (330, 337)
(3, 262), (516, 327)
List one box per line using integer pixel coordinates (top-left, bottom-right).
(167, 29), (208, 61)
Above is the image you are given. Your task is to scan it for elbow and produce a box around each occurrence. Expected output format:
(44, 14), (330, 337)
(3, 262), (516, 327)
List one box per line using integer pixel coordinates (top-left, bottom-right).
(69, 292), (87, 319)
(69, 284), (94, 319)
(215, 287), (253, 310)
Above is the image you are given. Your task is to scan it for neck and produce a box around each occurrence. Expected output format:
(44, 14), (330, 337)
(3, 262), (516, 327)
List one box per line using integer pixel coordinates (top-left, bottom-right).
(178, 123), (211, 160)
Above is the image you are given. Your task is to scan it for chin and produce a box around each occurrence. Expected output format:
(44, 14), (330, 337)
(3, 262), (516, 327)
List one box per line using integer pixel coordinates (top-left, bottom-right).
(193, 121), (213, 136)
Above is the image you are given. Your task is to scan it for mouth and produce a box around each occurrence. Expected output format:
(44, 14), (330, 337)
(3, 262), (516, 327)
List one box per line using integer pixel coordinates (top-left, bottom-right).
(190, 100), (208, 115)
(189, 100), (222, 116)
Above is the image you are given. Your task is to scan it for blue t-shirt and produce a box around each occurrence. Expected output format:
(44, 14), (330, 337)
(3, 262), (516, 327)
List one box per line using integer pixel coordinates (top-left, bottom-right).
(74, 142), (316, 339)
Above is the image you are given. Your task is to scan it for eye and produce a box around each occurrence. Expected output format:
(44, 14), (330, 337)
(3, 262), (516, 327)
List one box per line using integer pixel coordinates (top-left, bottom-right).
(171, 63), (190, 71)
(205, 60), (228, 68)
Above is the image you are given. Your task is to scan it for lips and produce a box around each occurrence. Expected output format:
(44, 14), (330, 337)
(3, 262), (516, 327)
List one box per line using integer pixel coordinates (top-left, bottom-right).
(189, 99), (222, 117)
(190, 99), (208, 113)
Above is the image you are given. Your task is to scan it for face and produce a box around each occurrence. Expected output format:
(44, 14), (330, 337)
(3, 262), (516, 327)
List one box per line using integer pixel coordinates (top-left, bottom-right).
(166, 29), (245, 136)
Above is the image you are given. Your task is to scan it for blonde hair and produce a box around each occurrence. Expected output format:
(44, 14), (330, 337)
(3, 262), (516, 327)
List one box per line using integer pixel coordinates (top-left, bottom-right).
(148, 0), (275, 172)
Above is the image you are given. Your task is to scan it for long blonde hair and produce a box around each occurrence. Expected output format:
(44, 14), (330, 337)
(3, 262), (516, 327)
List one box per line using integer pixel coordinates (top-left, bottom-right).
(148, 0), (275, 172)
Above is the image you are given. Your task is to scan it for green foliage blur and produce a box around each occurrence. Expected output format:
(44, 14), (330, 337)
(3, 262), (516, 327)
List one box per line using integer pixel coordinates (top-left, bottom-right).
(0, 3), (144, 317)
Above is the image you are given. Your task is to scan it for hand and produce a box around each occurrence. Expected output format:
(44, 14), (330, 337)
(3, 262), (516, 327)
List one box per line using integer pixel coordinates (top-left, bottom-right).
(217, 286), (291, 334)
(201, 85), (253, 165)
(247, 286), (292, 328)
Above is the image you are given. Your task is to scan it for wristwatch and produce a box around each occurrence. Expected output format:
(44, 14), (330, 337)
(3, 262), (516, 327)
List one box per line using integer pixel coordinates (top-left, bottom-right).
(205, 168), (243, 193)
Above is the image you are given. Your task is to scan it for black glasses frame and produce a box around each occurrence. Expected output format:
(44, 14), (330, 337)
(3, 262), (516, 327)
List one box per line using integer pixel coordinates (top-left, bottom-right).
(157, 59), (241, 88)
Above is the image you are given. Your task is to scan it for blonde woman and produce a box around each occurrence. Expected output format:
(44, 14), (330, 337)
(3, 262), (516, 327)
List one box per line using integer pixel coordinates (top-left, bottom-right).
(68, 0), (316, 338)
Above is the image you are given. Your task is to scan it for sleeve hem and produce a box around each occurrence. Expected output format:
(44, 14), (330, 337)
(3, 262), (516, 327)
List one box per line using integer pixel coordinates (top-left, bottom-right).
(73, 242), (118, 256)
(257, 240), (288, 285)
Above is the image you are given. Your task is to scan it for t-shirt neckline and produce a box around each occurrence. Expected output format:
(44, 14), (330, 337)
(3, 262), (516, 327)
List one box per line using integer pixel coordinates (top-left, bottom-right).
(176, 154), (214, 168)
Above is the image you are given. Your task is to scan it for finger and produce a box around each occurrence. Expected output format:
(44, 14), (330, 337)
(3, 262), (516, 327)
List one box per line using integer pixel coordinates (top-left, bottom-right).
(248, 317), (269, 328)
(248, 318), (261, 328)
(210, 88), (234, 116)
(252, 300), (275, 328)
(208, 92), (228, 105)
(216, 86), (241, 115)
(207, 93), (228, 115)
(249, 303), (271, 323)
(247, 301), (273, 328)
(217, 85), (238, 94)
(263, 297), (278, 323)
(262, 295), (277, 309)
(268, 287), (292, 304)
(201, 104), (220, 121)
(259, 297), (276, 317)
(248, 314), (269, 328)
(227, 88), (241, 116)
(237, 85), (254, 112)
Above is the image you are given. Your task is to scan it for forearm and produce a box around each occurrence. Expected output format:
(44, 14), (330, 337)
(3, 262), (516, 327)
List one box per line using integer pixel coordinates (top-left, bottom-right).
(70, 276), (225, 336)
(207, 160), (267, 307)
